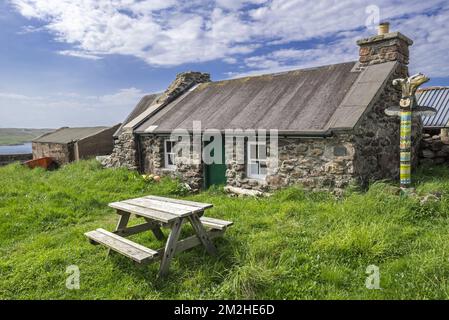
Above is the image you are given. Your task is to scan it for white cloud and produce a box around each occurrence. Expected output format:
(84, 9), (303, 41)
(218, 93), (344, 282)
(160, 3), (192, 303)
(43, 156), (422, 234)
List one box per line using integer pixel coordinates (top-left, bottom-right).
(58, 50), (103, 60)
(0, 88), (145, 128)
(7, 0), (449, 78)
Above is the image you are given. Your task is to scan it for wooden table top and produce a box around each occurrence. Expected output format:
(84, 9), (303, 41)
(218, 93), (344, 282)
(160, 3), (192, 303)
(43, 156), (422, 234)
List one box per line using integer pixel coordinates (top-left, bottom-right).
(109, 195), (213, 224)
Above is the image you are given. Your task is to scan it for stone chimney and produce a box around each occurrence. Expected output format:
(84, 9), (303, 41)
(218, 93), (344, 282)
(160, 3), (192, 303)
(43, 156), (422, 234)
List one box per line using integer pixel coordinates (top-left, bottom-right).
(155, 71), (210, 105)
(357, 22), (413, 75)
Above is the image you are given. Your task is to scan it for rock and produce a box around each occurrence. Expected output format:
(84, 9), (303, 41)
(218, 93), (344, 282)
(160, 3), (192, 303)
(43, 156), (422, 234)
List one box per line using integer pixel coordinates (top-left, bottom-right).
(422, 149), (435, 158)
(224, 186), (269, 197)
(420, 194), (439, 205)
(310, 148), (324, 156)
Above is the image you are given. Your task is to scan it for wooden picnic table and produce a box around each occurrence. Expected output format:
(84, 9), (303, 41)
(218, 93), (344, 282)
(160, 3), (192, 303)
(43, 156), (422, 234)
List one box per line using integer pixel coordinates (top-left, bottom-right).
(85, 195), (233, 277)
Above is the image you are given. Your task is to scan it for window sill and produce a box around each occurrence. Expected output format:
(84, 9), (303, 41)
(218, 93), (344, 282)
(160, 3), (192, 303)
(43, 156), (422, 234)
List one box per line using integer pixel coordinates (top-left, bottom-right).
(246, 177), (267, 183)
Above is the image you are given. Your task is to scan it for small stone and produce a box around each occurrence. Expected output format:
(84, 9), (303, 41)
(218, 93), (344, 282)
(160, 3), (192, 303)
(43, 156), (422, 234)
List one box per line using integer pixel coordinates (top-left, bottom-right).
(422, 149), (435, 159)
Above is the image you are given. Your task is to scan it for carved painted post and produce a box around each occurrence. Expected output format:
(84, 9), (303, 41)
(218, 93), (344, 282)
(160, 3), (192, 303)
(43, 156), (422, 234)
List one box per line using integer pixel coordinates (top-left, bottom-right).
(385, 73), (436, 191)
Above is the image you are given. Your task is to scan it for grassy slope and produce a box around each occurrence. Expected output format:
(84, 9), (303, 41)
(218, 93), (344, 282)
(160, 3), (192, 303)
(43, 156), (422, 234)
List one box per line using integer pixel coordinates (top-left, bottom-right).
(1, 160), (449, 299)
(0, 128), (52, 145)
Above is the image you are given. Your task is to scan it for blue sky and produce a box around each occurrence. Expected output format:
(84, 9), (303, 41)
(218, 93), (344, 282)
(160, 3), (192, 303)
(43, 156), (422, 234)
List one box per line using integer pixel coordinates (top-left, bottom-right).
(1, 0), (449, 128)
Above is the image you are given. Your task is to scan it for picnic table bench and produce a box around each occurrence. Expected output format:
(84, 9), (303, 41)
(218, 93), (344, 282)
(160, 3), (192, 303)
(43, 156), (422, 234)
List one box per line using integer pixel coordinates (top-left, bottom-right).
(85, 195), (233, 277)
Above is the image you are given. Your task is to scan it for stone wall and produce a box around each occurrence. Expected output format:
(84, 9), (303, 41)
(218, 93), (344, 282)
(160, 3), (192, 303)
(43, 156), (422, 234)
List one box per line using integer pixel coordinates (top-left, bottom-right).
(357, 32), (412, 75)
(32, 142), (72, 165)
(419, 134), (449, 165)
(354, 31), (422, 186)
(225, 135), (356, 193)
(352, 64), (422, 186)
(102, 129), (138, 170)
(0, 153), (32, 166)
(139, 135), (204, 192)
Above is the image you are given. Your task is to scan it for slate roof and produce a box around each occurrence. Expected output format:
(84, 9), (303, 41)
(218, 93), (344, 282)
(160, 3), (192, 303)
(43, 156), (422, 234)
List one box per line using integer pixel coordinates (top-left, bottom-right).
(33, 126), (112, 144)
(131, 61), (397, 135)
(417, 87), (449, 128)
(114, 93), (159, 137)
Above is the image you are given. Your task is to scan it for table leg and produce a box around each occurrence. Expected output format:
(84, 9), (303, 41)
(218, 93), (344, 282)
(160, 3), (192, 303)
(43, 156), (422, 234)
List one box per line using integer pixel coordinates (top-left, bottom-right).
(158, 218), (183, 278)
(108, 210), (130, 256)
(188, 213), (218, 256)
(144, 218), (165, 240)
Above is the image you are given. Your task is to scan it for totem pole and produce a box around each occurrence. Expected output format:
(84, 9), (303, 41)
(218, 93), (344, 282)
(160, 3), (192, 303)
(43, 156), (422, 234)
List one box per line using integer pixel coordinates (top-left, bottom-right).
(385, 73), (436, 191)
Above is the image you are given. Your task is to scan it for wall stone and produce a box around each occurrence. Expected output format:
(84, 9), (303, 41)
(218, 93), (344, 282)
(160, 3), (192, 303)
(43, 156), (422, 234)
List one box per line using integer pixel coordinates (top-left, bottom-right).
(419, 134), (449, 165)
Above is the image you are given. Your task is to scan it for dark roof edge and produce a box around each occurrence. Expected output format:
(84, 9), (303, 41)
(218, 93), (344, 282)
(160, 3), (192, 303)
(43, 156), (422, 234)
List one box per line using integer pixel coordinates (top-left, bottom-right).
(137, 129), (338, 137)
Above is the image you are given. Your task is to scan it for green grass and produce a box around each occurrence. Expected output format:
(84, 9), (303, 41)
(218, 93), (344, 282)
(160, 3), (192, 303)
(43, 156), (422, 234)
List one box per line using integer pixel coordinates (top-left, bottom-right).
(0, 128), (52, 145)
(1, 160), (449, 299)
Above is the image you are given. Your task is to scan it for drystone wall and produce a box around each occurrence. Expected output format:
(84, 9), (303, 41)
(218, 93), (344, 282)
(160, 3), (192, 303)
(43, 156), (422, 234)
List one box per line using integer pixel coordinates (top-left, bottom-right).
(419, 134), (449, 165)
(0, 153), (32, 166)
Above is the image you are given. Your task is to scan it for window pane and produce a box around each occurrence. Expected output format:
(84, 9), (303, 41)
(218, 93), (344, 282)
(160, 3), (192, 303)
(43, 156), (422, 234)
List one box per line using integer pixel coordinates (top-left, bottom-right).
(166, 141), (172, 152)
(168, 154), (175, 166)
(249, 163), (258, 175)
(259, 144), (267, 159)
(249, 144), (257, 159)
(259, 161), (267, 175)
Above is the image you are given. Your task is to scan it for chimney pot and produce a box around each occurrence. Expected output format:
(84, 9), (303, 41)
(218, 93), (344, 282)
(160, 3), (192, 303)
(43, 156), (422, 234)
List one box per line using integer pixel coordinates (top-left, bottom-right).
(378, 22), (390, 35)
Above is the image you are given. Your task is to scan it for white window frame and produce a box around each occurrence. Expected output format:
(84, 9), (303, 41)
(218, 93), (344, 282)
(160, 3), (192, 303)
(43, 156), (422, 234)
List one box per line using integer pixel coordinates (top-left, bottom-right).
(164, 139), (177, 170)
(247, 141), (268, 180)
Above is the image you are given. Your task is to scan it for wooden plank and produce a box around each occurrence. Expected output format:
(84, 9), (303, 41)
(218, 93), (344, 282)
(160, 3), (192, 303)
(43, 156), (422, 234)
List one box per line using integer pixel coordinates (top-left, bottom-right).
(115, 211), (130, 231)
(85, 229), (158, 264)
(109, 201), (177, 223)
(142, 197), (205, 213)
(167, 229), (224, 255)
(130, 197), (202, 214)
(146, 195), (213, 210)
(158, 218), (183, 277)
(200, 217), (233, 231)
(144, 218), (165, 240)
(108, 211), (130, 256)
(123, 198), (197, 217)
(113, 222), (156, 237)
(189, 214), (218, 256)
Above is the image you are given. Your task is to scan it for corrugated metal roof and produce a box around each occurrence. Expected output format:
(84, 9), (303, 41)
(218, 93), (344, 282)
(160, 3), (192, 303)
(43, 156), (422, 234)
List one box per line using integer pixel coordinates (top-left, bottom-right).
(134, 61), (397, 134)
(417, 87), (449, 128)
(33, 126), (111, 144)
(114, 93), (159, 137)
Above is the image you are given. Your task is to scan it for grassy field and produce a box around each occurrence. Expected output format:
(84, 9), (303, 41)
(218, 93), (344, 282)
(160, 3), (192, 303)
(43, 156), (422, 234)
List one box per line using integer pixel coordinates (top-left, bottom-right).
(1, 160), (449, 299)
(0, 128), (52, 145)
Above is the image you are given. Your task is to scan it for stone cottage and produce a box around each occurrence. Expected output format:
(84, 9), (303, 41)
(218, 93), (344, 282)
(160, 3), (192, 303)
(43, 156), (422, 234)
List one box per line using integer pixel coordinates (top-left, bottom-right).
(33, 125), (120, 165)
(104, 25), (422, 193)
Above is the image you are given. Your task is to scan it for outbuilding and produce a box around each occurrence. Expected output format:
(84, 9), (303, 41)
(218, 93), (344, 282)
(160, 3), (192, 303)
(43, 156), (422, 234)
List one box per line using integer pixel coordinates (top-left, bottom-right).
(33, 125), (120, 165)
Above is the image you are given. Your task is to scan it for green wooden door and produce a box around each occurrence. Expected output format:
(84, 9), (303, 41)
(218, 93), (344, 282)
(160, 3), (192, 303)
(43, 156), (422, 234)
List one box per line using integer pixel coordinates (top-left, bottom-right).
(204, 137), (227, 188)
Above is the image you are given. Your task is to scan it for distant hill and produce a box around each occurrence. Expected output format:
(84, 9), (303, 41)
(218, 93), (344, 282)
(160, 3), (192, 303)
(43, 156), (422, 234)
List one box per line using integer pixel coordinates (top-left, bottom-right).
(0, 128), (54, 145)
